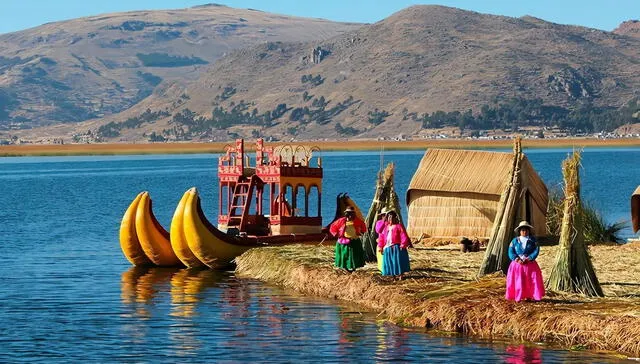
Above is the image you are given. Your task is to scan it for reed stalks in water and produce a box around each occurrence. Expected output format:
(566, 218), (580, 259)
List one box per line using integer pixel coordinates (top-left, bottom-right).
(547, 150), (604, 296)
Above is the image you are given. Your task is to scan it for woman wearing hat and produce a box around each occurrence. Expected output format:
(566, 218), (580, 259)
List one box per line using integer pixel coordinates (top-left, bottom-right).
(505, 221), (545, 302)
(376, 210), (411, 278)
(329, 206), (367, 271)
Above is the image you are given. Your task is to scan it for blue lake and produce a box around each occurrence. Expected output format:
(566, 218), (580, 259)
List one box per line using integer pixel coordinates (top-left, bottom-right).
(0, 148), (637, 362)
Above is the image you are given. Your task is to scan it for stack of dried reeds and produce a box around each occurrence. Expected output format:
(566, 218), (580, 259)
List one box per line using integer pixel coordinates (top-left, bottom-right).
(547, 150), (603, 296)
(479, 137), (522, 276)
(361, 163), (403, 261)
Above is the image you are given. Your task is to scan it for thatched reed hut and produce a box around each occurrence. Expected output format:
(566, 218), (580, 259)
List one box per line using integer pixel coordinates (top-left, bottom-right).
(633, 186), (640, 234)
(406, 148), (548, 239)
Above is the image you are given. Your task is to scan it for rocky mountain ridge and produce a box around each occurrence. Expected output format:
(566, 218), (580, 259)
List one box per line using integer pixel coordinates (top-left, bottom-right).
(3, 5), (639, 142)
(0, 4), (361, 128)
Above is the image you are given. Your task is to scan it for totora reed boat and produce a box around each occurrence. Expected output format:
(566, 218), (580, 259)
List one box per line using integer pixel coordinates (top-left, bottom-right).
(119, 139), (363, 269)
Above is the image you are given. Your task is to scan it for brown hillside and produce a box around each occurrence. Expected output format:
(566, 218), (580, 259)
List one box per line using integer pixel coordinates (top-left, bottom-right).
(614, 20), (640, 38)
(9, 5), (640, 142)
(0, 4), (361, 127)
(72, 4), (639, 142)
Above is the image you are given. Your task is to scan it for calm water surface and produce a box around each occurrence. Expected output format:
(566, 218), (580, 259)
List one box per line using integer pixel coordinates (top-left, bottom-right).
(0, 148), (637, 362)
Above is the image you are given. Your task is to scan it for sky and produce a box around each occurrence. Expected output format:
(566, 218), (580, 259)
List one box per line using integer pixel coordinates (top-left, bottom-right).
(0, 0), (638, 35)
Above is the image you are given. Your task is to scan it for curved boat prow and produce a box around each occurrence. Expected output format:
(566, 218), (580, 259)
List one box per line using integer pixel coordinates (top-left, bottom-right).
(119, 192), (154, 266)
(183, 188), (254, 269)
(135, 192), (182, 267)
(170, 188), (206, 268)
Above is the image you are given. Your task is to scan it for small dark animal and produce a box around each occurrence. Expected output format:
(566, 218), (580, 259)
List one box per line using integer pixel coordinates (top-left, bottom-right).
(460, 237), (481, 253)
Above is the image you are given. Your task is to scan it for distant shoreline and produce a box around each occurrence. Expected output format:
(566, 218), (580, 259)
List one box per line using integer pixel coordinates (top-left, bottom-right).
(1, 138), (639, 157)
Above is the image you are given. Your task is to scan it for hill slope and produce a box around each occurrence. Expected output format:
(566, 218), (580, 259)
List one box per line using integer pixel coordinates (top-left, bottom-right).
(7, 6), (640, 142)
(79, 5), (638, 142)
(614, 20), (640, 38)
(0, 4), (361, 128)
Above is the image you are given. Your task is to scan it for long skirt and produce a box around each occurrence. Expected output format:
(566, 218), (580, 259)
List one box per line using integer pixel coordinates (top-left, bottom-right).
(335, 238), (365, 271)
(505, 260), (545, 302)
(381, 245), (410, 276)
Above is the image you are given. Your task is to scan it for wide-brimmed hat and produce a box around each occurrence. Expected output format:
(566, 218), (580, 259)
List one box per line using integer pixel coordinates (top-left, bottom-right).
(379, 207), (392, 215)
(514, 220), (534, 233)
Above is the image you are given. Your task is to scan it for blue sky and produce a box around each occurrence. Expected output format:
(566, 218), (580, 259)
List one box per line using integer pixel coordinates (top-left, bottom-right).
(1, 0), (638, 34)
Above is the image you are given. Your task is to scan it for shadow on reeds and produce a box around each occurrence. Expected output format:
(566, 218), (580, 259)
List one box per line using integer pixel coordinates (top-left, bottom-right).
(601, 282), (640, 287)
(538, 297), (590, 305)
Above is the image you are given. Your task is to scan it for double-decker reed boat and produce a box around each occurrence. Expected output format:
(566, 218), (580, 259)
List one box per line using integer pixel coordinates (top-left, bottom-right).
(119, 139), (362, 269)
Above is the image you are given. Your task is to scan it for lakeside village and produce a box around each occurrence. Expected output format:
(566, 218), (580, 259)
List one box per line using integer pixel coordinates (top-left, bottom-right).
(120, 137), (640, 358)
(2, 125), (640, 145)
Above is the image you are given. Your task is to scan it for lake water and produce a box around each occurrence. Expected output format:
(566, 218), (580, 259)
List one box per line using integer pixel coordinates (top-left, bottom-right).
(0, 147), (637, 362)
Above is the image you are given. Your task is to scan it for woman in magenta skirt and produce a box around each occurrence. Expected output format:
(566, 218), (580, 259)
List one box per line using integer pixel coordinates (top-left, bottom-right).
(505, 221), (545, 302)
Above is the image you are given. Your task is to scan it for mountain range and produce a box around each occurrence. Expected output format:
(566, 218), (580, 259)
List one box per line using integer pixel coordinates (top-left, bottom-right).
(1, 4), (639, 142)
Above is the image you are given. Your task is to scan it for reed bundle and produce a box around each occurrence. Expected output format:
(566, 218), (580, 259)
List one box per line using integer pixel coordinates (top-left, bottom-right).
(547, 189), (627, 244)
(479, 137), (522, 275)
(361, 163), (402, 261)
(547, 150), (604, 296)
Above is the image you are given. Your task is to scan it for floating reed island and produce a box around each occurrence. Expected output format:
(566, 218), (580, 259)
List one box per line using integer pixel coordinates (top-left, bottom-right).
(235, 242), (640, 357)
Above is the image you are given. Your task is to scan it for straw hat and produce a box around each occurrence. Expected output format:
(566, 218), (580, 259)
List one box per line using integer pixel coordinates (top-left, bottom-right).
(514, 220), (534, 233)
(379, 207), (392, 215)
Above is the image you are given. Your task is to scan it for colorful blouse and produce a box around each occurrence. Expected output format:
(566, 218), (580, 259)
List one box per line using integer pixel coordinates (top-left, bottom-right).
(377, 223), (410, 249)
(329, 217), (367, 244)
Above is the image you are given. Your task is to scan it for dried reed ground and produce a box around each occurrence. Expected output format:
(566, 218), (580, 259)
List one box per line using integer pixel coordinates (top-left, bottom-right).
(235, 242), (640, 356)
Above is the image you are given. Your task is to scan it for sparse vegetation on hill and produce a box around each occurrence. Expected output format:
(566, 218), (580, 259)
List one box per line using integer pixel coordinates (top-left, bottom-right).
(96, 109), (170, 138)
(143, 86), (362, 140)
(415, 97), (640, 134)
(135, 53), (208, 67)
(0, 5), (361, 129)
(79, 5), (638, 142)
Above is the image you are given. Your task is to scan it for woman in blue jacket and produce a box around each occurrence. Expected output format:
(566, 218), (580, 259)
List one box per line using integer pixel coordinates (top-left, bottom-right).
(505, 221), (545, 302)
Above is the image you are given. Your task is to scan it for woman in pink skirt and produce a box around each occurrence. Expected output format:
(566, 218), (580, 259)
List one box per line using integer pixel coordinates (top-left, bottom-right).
(505, 221), (545, 302)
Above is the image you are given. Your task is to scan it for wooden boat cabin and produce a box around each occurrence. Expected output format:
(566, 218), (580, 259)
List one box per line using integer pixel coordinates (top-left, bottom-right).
(217, 139), (323, 236)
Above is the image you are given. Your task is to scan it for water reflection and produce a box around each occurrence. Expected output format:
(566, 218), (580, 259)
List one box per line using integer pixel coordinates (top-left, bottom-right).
(115, 268), (624, 363)
(121, 267), (178, 317)
(375, 320), (411, 361)
(170, 269), (225, 318)
(168, 269), (225, 358)
(504, 344), (542, 364)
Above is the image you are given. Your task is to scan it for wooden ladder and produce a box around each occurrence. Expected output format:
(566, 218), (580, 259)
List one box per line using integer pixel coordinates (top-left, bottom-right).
(228, 175), (256, 232)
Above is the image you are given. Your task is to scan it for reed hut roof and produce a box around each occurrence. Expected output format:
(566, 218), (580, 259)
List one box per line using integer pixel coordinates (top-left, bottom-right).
(407, 149), (547, 209)
(633, 185), (640, 233)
